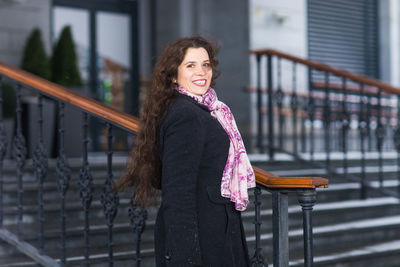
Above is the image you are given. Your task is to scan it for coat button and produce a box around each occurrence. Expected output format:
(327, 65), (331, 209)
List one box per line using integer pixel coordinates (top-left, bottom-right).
(165, 254), (171, 261)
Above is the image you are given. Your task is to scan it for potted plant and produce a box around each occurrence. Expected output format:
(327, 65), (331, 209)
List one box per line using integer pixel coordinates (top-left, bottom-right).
(21, 28), (51, 80)
(51, 25), (82, 87)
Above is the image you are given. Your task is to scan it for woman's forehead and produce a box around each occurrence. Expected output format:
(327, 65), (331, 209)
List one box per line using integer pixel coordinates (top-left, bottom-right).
(182, 47), (210, 62)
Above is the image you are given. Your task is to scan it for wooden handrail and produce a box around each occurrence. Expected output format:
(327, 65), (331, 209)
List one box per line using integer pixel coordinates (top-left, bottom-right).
(254, 167), (328, 189)
(0, 62), (139, 133)
(0, 61), (328, 190)
(251, 49), (400, 96)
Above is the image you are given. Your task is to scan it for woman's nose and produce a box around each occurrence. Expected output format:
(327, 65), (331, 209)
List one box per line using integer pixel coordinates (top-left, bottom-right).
(195, 66), (206, 75)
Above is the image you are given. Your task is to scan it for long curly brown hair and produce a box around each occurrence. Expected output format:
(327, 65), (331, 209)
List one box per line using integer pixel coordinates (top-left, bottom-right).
(113, 36), (220, 207)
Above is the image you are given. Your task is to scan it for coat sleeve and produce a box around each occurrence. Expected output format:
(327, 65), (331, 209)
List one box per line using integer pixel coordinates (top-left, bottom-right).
(160, 107), (205, 266)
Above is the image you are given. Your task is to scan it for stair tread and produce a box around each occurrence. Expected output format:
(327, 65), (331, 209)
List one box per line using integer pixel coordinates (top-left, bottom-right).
(290, 239), (400, 266)
(1, 156), (399, 265)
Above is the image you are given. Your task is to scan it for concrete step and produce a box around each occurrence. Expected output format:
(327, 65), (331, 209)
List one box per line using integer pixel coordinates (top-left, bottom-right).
(3, 194), (399, 265)
(1, 158), (399, 266)
(242, 196), (400, 234)
(291, 240), (400, 267)
(247, 214), (400, 263)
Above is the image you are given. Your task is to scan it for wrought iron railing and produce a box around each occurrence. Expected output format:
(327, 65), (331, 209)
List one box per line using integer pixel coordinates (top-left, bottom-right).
(250, 48), (400, 200)
(0, 62), (327, 266)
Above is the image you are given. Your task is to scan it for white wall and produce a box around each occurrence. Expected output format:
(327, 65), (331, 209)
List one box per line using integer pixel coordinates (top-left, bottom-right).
(250, 0), (307, 55)
(0, 0), (51, 67)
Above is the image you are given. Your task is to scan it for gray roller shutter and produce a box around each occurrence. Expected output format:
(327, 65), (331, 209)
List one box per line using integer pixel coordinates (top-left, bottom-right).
(308, 0), (378, 79)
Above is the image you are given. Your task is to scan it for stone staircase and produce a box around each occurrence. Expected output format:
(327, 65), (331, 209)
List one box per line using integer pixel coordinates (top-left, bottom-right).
(0, 154), (400, 266)
(252, 156), (400, 267)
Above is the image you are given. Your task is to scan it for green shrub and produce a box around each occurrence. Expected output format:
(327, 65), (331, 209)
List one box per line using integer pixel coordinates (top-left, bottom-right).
(2, 82), (16, 119)
(20, 28), (51, 80)
(51, 26), (82, 87)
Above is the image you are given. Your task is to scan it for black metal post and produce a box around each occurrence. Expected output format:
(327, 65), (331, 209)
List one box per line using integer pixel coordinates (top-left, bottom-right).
(375, 88), (384, 187)
(366, 95), (373, 151)
(13, 83), (27, 240)
(341, 77), (349, 177)
(267, 55), (275, 160)
(32, 94), (48, 253)
(359, 83), (367, 199)
(0, 76), (6, 228)
(301, 96), (307, 153)
(129, 195), (148, 267)
(396, 96), (400, 193)
(101, 123), (120, 266)
(323, 73), (331, 172)
(307, 68), (315, 160)
(276, 58), (284, 151)
(56, 101), (71, 264)
(251, 186), (266, 266)
(297, 190), (316, 267)
(272, 191), (289, 267)
(291, 63), (298, 154)
(79, 113), (94, 266)
(256, 55), (263, 152)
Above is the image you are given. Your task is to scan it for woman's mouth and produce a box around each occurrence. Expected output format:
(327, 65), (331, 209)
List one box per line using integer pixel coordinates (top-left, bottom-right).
(192, 79), (207, 87)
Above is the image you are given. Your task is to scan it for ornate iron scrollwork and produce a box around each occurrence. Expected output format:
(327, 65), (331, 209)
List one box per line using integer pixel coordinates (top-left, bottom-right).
(79, 163), (93, 210)
(129, 197), (148, 235)
(101, 124), (120, 265)
(12, 83), (26, 240)
(251, 186), (266, 267)
(56, 153), (71, 195)
(32, 95), (48, 252)
(12, 130), (27, 169)
(55, 102), (71, 264)
(129, 193), (148, 266)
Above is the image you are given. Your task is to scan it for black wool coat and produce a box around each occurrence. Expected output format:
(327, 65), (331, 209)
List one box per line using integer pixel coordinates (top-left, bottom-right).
(155, 94), (251, 267)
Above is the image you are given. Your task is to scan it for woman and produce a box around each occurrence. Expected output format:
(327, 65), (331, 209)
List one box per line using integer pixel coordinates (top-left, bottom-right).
(114, 36), (256, 266)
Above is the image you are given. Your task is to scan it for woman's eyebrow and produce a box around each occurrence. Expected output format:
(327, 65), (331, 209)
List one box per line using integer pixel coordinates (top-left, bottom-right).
(184, 59), (210, 65)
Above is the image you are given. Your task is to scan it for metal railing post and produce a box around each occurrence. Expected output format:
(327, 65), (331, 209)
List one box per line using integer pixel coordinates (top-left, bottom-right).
(267, 54), (275, 160)
(129, 195), (148, 267)
(251, 186), (267, 266)
(297, 190), (316, 267)
(0, 75), (5, 228)
(79, 112), (94, 266)
(13, 83), (26, 240)
(256, 55), (264, 152)
(272, 190), (289, 267)
(56, 101), (71, 264)
(101, 123), (120, 266)
(32, 94), (48, 253)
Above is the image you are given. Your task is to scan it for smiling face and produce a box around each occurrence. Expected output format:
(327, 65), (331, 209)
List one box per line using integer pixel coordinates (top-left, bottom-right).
(176, 47), (213, 96)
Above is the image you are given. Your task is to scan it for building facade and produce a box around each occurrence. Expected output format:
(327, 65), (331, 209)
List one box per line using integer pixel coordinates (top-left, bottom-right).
(1, 0), (400, 137)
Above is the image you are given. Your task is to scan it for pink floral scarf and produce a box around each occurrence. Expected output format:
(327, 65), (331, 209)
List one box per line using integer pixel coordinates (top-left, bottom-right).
(177, 85), (256, 211)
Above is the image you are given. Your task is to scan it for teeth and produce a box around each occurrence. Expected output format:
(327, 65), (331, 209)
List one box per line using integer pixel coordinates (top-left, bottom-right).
(193, 80), (206, 85)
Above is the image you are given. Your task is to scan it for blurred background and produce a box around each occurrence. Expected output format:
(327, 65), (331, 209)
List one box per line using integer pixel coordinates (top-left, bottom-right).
(2, 1), (400, 266)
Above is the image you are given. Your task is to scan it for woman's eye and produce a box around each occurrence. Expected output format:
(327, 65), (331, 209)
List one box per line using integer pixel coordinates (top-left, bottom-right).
(187, 64), (195, 68)
(204, 63), (210, 67)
